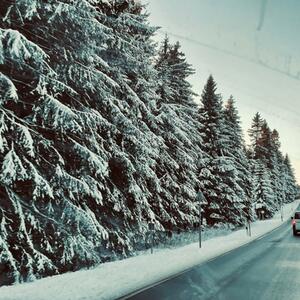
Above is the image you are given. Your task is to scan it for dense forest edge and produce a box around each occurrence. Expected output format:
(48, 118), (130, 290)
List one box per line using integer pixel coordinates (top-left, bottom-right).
(0, 0), (298, 286)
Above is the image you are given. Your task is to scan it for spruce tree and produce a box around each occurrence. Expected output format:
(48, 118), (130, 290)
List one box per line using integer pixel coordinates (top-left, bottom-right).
(223, 96), (253, 222)
(155, 37), (196, 106)
(154, 37), (202, 230)
(283, 154), (298, 202)
(253, 161), (275, 218)
(269, 129), (285, 210)
(0, 0), (192, 283)
(248, 114), (286, 217)
(248, 112), (264, 159)
(198, 77), (244, 225)
(0, 0), (206, 284)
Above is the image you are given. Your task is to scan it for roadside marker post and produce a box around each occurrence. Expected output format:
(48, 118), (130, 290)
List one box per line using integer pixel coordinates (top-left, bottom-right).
(246, 215), (251, 237)
(148, 222), (155, 254)
(196, 189), (205, 249)
(199, 201), (202, 248)
(248, 220), (251, 237)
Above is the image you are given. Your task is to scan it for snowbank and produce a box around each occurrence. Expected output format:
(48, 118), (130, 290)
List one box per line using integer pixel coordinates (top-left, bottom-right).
(1, 201), (298, 300)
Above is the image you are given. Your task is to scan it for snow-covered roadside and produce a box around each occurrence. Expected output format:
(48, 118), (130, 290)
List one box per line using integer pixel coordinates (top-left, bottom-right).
(1, 200), (298, 300)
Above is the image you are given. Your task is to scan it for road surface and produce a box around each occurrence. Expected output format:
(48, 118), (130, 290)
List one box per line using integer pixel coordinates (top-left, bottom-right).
(124, 212), (300, 300)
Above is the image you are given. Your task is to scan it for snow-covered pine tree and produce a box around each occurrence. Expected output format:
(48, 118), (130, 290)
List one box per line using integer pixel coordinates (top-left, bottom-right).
(198, 76), (244, 226)
(154, 37), (202, 230)
(1, 0), (297, 287)
(248, 114), (283, 216)
(104, 5), (202, 236)
(155, 37), (196, 106)
(0, 0), (205, 284)
(259, 123), (280, 209)
(252, 161), (275, 218)
(258, 121), (275, 166)
(283, 154), (298, 202)
(0, 0), (175, 284)
(248, 112), (264, 160)
(155, 35), (174, 105)
(223, 96), (254, 222)
(0, 15), (64, 284)
(269, 129), (286, 210)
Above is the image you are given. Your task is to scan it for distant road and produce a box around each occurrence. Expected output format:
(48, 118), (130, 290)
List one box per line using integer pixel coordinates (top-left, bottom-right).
(124, 206), (300, 300)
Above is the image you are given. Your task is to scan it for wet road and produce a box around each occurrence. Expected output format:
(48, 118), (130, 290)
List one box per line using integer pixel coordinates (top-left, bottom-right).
(125, 212), (300, 300)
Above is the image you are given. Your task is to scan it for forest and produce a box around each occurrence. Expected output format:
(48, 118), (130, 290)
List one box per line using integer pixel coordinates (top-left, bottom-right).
(0, 0), (297, 285)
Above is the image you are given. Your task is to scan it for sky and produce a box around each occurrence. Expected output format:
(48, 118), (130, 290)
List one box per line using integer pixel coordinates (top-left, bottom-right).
(145, 0), (300, 183)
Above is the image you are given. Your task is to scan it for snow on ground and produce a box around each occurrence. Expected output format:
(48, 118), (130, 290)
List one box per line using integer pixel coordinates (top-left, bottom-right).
(1, 201), (298, 300)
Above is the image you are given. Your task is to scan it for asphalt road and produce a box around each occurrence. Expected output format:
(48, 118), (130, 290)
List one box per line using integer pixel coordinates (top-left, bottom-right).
(125, 211), (300, 300)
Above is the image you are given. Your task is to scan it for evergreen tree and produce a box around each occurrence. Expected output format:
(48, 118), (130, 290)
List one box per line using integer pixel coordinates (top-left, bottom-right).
(269, 129), (285, 210)
(198, 75), (223, 155)
(198, 77), (244, 225)
(283, 154), (298, 202)
(0, 0), (298, 286)
(154, 37), (202, 230)
(0, 0), (203, 284)
(258, 121), (274, 166)
(248, 112), (264, 159)
(253, 161), (275, 218)
(0, 0), (198, 283)
(248, 113), (289, 217)
(155, 35), (174, 104)
(223, 96), (254, 221)
(155, 36), (196, 106)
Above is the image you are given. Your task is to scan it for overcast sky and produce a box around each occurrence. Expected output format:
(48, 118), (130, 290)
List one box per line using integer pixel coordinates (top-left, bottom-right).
(145, 0), (300, 183)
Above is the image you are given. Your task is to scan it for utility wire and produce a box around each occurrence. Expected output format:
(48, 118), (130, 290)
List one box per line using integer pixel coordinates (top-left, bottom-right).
(155, 29), (300, 126)
(156, 29), (300, 82)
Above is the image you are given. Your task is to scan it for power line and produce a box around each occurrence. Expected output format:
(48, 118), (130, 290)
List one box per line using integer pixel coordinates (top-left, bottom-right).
(156, 29), (300, 82)
(155, 28), (300, 126)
